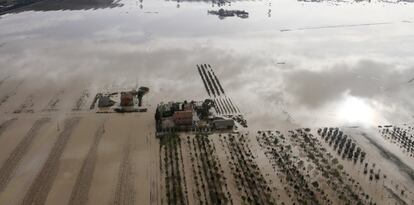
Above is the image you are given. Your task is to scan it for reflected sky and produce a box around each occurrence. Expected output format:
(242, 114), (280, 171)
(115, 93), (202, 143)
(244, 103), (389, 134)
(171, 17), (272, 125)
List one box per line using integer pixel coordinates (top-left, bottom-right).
(0, 0), (414, 129)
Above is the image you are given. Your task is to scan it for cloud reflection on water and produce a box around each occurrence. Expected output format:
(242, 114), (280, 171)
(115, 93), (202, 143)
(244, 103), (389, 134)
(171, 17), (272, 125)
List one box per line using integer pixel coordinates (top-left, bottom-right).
(0, 0), (413, 130)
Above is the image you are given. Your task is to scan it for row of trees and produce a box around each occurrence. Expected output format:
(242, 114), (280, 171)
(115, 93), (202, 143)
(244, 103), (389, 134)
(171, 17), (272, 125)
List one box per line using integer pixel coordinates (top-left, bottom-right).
(161, 134), (187, 205)
(187, 134), (231, 205)
(379, 125), (414, 157)
(318, 128), (366, 163)
(222, 133), (274, 205)
(257, 130), (320, 205)
(299, 129), (368, 204)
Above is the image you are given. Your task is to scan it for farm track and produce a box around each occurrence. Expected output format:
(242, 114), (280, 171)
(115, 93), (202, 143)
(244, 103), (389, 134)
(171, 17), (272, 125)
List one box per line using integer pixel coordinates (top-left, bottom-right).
(112, 136), (135, 205)
(68, 121), (105, 205)
(0, 117), (50, 194)
(20, 117), (81, 205)
(0, 118), (17, 139)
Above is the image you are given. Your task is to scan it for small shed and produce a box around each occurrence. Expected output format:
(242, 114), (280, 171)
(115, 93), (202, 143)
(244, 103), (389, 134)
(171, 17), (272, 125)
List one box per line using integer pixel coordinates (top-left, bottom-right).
(212, 119), (234, 130)
(98, 96), (115, 108)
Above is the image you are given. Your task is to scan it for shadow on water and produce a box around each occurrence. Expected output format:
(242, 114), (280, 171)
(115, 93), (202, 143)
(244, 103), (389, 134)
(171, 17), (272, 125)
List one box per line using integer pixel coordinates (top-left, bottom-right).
(0, 0), (122, 15)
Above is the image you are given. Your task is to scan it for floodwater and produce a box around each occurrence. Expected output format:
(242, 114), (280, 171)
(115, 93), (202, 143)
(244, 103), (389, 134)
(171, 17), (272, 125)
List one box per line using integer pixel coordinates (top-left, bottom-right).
(1, 1), (414, 204)
(1, 0), (414, 130)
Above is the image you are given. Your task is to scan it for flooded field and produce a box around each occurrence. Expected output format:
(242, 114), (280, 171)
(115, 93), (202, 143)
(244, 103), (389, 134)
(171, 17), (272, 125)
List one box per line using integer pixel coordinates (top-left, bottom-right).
(0, 0), (414, 204)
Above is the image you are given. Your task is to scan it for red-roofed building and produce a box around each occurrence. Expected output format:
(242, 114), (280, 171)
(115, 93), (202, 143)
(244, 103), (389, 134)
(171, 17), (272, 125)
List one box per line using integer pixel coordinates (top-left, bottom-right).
(173, 110), (193, 126)
(121, 93), (134, 106)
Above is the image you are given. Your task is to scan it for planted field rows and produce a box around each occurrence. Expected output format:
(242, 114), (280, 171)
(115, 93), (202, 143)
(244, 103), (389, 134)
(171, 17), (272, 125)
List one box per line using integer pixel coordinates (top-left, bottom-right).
(160, 132), (277, 205)
(159, 128), (414, 205)
(378, 125), (414, 157)
(220, 133), (274, 205)
(196, 64), (247, 127)
(160, 134), (188, 205)
(196, 64), (239, 114)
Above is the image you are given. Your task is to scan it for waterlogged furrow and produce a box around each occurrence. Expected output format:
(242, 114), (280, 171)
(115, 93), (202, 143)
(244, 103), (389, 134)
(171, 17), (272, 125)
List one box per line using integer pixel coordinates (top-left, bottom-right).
(0, 118), (17, 139)
(68, 122), (105, 205)
(206, 69), (221, 97)
(197, 65), (211, 97)
(210, 68), (225, 95)
(200, 64), (216, 97)
(112, 136), (136, 205)
(20, 117), (81, 205)
(0, 118), (49, 193)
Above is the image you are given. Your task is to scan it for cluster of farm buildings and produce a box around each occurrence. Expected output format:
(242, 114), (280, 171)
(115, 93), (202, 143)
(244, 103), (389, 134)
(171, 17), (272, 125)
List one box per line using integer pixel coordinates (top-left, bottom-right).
(155, 99), (235, 133)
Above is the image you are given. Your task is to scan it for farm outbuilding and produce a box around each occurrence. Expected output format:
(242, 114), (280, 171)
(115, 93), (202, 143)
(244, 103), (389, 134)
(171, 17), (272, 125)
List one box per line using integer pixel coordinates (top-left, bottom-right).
(212, 119), (234, 130)
(98, 96), (115, 108)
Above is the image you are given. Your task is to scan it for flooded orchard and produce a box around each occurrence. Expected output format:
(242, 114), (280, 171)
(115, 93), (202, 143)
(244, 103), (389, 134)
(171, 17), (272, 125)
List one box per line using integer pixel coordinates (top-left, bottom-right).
(0, 0), (414, 204)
